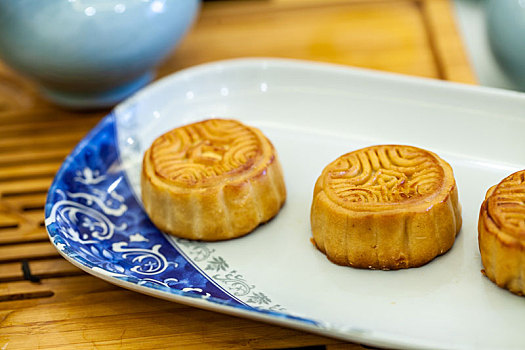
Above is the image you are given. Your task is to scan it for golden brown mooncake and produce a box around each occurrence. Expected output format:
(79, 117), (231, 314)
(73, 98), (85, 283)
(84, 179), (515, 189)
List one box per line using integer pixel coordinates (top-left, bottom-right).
(141, 118), (286, 241)
(478, 170), (525, 296)
(310, 145), (462, 270)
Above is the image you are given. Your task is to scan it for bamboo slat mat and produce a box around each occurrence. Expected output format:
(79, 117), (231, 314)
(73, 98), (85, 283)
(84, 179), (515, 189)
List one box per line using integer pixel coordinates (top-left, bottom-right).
(0, 0), (475, 349)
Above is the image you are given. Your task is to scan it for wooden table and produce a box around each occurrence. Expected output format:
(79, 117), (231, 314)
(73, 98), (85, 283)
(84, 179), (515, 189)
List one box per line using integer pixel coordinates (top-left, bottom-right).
(0, 1), (475, 349)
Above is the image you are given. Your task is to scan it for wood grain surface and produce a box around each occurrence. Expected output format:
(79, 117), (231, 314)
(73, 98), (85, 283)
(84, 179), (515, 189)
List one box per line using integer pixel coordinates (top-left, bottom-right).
(0, 0), (475, 349)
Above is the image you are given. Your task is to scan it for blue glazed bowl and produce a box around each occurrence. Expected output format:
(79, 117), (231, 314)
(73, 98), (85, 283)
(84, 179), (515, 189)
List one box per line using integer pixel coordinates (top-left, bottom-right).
(0, 0), (200, 109)
(486, 0), (525, 91)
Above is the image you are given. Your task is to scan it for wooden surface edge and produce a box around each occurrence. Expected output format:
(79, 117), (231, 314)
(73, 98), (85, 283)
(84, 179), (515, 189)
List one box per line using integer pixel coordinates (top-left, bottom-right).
(421, 0), (477, 84)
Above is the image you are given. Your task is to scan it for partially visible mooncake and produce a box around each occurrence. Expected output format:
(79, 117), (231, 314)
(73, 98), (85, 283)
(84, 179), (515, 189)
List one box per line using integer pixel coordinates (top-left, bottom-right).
(141, 118), (286, 241)
(478, 170), (525, 295)
(310, 145), (462, 270)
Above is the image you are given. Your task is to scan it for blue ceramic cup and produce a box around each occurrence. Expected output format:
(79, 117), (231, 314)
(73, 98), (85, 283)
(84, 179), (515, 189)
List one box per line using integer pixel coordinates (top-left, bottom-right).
(486, 0), (525, 91)
(0, 0), (200, 109)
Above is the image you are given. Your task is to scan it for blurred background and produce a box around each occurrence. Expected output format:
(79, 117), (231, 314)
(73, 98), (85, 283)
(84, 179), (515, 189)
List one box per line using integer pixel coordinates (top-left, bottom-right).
(0, 0), (524, 112)
(454, 0), (523, 91)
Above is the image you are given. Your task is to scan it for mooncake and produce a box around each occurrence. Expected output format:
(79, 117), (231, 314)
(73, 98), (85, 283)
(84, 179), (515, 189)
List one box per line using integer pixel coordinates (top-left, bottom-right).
(141, 118), (286, 241)
(478, 169), (525, 295)
(310, 145), (462, 269)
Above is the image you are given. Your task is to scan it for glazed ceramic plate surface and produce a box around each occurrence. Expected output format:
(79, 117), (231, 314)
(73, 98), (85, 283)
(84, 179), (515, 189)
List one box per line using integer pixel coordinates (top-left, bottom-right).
(45, 58), (525, 350)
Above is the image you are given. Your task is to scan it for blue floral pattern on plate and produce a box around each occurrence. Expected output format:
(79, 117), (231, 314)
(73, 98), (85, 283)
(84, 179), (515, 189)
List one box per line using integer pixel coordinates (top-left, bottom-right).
(45, 113), (316, 324)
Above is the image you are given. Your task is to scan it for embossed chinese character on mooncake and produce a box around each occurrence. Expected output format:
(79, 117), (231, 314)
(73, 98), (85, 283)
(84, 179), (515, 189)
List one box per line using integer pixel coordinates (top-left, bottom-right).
(479, 169), (525, 296)
(141, 119), (286, 241)
(310, 145), (462, 270)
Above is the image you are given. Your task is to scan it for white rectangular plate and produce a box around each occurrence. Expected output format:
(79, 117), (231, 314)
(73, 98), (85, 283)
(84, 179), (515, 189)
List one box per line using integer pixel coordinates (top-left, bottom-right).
(48, 58), (525, 350)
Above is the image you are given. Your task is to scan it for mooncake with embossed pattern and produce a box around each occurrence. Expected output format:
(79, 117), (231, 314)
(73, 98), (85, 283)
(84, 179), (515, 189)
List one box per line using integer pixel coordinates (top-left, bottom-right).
(310, 145), (462, 270)
(478, 169), (525, 295)
(142, 119), (286, 241)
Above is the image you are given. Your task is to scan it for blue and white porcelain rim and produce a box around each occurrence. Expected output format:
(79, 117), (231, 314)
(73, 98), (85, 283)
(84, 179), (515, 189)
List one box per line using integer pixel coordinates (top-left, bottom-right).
(44, 109), (348, 336)
(43, 111), (311, 303)
(53, 246), (425, 350)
